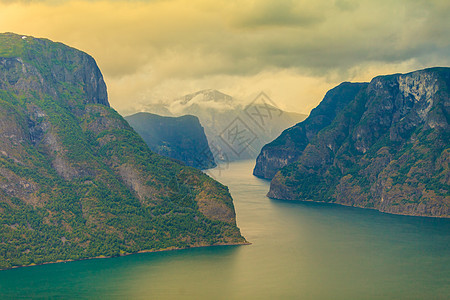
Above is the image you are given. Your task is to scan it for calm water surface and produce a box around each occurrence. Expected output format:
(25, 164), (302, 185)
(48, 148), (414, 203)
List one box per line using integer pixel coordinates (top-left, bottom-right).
(0, 160), (449, 299)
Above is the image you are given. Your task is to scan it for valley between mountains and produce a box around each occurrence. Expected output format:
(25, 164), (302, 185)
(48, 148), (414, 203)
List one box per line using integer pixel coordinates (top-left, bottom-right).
(0, 32), (448, 272)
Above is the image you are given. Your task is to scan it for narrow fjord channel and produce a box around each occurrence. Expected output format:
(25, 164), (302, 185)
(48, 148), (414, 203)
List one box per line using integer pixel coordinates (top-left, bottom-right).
(0, 160), (449, 299)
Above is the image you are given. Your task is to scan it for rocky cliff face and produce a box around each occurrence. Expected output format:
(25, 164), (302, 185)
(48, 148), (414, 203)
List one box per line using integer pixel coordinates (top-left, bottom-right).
(0, 33), (246, 269)
(125, 112), (216, 169)
(0, 33), (108, 107)
(258, 67), (449, 217)
(253, 82), (367, 179)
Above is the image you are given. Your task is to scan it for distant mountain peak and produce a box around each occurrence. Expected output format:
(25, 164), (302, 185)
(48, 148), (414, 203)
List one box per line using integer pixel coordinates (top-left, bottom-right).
(142, 88), (307, 162)
(181, 89), (234, 104)
(169, 89), (237, 114)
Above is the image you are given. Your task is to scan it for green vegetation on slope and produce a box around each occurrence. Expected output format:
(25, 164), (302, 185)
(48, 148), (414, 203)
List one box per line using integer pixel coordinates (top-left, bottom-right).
(0, 33), (245, 270)
(266, 68), (450, 217)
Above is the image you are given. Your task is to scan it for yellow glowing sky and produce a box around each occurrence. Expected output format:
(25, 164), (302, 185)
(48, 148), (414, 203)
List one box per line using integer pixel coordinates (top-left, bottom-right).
(1, 0), (449, 115)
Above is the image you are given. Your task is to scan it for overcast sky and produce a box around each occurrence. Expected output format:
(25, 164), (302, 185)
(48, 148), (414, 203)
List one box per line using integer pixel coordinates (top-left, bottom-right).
(1, 0), (449, 115)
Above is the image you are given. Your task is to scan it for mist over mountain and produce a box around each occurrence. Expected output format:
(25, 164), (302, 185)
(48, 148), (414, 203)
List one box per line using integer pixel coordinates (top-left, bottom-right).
(143, 89), (307, 163)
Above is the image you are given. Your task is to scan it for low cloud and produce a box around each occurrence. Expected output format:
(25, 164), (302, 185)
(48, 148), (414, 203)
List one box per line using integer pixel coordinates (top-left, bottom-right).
(0, 0), (449, 114)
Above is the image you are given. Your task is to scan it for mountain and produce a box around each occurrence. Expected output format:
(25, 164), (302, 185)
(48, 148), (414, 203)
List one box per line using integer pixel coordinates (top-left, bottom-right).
(125, 112), (216, 169)
(0, 33), (246, 270)
(255, 67), (450, 218)
(143, 89), (307, 162)
(254, 82), (368, 179)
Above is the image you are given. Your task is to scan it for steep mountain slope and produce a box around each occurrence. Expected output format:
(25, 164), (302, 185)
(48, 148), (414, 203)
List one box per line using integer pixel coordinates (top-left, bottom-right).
(254, 82), (368, 179)
(258, 67), (449, 217)
(125, 112), (216, 169)
(0, 33), (246, 270)
(144, 89), (307, 162)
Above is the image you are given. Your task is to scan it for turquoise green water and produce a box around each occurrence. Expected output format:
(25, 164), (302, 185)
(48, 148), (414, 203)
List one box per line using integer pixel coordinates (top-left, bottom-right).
(0, 160), (449, 299)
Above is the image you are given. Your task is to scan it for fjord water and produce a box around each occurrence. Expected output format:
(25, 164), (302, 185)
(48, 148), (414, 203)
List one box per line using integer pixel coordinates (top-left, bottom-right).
(0, 161), (449, 299)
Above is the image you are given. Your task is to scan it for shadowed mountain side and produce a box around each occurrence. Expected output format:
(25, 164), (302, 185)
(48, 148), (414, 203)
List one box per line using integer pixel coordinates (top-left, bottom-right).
(125, 112), (216, 170)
